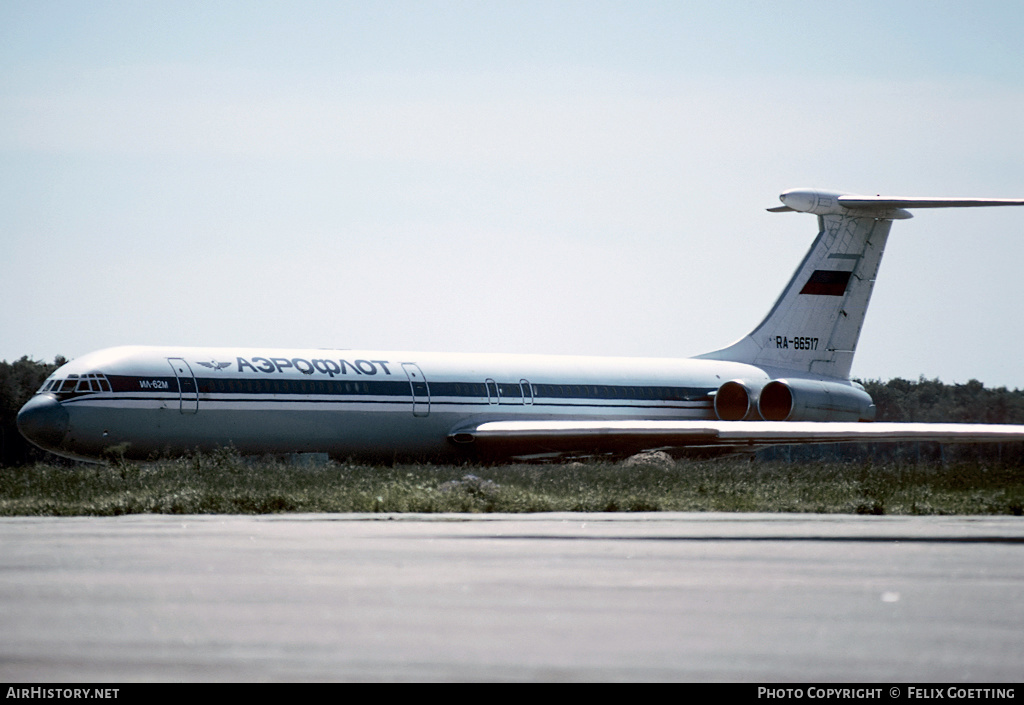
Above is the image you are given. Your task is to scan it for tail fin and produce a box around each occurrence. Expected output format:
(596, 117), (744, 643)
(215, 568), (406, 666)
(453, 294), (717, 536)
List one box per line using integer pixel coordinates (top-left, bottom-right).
(698, 189), (1024, 379)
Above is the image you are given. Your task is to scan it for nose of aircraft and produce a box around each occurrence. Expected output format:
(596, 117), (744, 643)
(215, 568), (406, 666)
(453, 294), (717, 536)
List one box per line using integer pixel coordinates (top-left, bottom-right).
(17, 394), (69, 452)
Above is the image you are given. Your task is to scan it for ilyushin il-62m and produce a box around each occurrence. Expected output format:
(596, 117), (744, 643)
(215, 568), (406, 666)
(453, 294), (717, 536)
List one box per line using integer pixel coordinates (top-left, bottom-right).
(17, 188), (1024, 462)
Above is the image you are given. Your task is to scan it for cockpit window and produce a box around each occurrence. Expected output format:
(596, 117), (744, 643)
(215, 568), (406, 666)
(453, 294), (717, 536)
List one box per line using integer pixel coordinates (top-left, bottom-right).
(43, 373), (112, 397)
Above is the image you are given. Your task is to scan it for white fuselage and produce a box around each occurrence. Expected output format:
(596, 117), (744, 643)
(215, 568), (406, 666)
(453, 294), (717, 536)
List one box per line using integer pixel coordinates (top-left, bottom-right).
(34, 345), (771, 461)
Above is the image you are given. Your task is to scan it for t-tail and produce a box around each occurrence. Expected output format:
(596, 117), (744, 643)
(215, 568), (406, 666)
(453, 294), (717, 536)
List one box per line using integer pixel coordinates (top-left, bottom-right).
(698, 188), (1024, 381)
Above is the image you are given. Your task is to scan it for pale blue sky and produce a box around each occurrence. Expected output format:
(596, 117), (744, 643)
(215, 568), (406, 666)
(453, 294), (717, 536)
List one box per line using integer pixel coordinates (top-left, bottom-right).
(3, 1), (1024, 387)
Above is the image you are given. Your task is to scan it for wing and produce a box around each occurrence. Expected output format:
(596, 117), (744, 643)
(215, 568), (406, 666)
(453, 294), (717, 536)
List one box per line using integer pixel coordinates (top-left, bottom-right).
(450, 420), (1024, 457)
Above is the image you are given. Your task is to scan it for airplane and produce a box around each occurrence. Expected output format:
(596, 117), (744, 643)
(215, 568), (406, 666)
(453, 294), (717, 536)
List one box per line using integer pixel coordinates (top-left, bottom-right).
(17, 188), (1024, 463)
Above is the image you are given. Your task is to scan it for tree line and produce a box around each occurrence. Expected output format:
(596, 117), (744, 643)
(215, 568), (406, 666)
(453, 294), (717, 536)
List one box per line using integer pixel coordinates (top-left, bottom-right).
(862, 377), (1024, 424)
(1, 356), (66, 466)
(1, 356), (1023, 466)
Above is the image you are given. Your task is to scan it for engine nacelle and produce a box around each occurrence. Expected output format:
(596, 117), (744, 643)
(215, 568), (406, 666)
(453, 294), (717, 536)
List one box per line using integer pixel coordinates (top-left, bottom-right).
(714, 380), (764, 421)
(757, 378), (876, 422)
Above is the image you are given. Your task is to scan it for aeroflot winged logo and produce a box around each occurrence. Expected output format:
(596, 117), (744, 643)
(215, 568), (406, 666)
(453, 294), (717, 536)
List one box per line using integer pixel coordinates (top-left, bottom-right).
(799, 270), (852, 296)
(196, 360), (232, 371)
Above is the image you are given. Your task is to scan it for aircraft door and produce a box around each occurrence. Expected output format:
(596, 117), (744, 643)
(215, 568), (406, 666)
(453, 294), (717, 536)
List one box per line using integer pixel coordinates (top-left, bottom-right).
(520, 379), (534, 405)
(485, 379), (499, 405)
(167, 358), (199, 414)
(402, 363), (430, 417)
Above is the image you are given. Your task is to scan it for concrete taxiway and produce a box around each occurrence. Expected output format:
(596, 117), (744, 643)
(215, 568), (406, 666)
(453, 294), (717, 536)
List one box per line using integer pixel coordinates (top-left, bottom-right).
(1, 512), (1022, 681)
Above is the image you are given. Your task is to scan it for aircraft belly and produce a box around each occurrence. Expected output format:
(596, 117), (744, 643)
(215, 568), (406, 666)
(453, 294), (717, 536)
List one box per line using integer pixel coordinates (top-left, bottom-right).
(61, 402), (452, 460)
(60, 396), (715, 461)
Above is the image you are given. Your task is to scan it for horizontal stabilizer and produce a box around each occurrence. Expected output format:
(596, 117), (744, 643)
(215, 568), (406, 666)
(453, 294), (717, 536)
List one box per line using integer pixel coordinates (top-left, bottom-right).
(768, 189), (1024, 218)
(838, 195), (1024, 209)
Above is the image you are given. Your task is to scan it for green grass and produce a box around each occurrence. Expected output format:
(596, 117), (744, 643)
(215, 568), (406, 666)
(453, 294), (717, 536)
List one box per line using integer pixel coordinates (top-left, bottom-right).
(2, 448), (1023, 516)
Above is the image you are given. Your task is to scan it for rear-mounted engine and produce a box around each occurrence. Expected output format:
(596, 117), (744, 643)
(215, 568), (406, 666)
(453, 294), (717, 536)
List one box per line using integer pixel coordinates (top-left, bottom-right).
(758, 379), (875, 422)
(714, 380), (762, 421)
(715, 378), (876, 422)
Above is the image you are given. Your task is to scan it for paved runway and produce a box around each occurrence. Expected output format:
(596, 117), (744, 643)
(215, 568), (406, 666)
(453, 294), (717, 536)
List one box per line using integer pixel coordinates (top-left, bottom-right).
(1, 512), (1022, 682)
